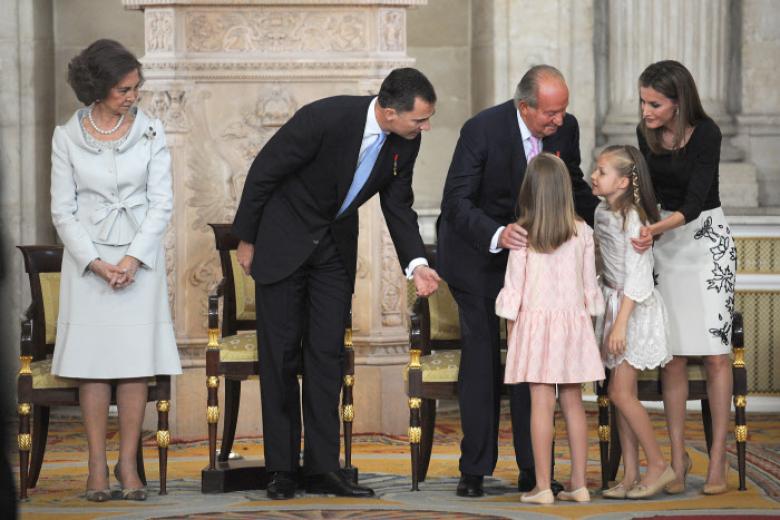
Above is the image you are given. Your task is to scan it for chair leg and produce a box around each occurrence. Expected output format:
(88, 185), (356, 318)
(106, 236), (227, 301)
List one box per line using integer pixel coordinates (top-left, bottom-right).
(701, 398), (713, 455)
(418, 399), (436, 483)
(18, 402), (32, 500)
(409, 397), (422, 491)
(27, 405), (50, 489)
(218, 379), (241, 462)
(136, 437), (147, 486)
(607, 404), (622, 483)
(597, 394), (610, 490)
(157, 399), (170, 495)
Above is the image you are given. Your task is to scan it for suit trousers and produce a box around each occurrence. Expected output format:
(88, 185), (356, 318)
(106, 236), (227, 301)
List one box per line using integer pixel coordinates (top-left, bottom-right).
(254, 231), (351, 475)
(450, 286), (534, 476)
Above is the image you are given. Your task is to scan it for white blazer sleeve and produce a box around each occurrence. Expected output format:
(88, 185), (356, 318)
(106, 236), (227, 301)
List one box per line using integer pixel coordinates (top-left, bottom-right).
(126, 119), (173, 270)
(495, 247), (527, 320)
(50, 127), (100, 274)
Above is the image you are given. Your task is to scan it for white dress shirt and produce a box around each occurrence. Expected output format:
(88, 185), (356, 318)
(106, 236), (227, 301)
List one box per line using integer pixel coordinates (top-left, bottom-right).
(362, 98), (428, 278)
(489, 109), (538, 253)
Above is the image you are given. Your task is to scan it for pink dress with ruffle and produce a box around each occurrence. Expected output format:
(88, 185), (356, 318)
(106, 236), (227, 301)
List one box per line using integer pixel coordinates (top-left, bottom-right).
(496, 221), (606, 384)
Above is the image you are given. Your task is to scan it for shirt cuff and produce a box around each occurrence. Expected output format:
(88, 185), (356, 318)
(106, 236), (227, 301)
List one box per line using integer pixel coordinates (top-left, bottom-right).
(489, 226), (505, 253)
(405, 257), (429, 279)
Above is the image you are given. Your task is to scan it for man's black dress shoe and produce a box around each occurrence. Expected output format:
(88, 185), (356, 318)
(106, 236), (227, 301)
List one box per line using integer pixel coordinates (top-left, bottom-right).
(517, 469), (564, 496)
(267, 471), (297, 500)
(456, 473), (484, 497)
(305, 471), (375, 497)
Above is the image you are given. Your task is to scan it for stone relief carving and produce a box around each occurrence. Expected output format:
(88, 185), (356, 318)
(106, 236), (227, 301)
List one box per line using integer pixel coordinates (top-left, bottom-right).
(379, 9), (404, 52)
(164, 224), (176, 319)
(185, 10), (368, 53)
(380, 226), (403, 327)
(146, 9), (174, 52)
(141, 89), (190, 133)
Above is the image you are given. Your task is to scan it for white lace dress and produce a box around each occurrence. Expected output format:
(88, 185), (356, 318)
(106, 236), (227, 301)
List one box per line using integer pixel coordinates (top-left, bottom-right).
(593, 204), (671, 370)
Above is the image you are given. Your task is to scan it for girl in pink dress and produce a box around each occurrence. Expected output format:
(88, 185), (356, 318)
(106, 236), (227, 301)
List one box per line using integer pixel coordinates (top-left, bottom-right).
(496, 153), (605, 505)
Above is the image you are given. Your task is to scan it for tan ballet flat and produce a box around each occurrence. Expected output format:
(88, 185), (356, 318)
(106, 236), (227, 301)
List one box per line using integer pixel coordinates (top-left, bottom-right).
(114, 463), (148, 501)
(702, 482), (728, 495)
(521, 488), (554, 504)
(557, 486), (590, 502)
(85, 465), (111, 502)
(85, 488), (111, 502)
(664, 452), (693, 495)
(602, 481), (637, 499)
(627, 466), (677, 499)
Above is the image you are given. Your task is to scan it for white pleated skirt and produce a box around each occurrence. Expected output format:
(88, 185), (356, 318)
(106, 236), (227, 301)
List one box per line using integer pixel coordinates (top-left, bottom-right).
(653, 207), (736, 356)
(51, 242), (182, 379)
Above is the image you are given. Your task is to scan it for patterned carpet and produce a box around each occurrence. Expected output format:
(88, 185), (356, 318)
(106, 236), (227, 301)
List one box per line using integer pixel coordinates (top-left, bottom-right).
(14, 403), (780, 519)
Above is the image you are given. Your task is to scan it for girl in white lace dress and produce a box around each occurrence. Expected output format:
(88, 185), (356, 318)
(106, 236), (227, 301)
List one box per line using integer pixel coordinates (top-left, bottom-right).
(591, 145), (675, 499)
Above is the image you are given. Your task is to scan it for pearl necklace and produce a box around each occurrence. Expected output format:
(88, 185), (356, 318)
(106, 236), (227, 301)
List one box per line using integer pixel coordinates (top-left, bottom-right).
(88, 104), (125, 135)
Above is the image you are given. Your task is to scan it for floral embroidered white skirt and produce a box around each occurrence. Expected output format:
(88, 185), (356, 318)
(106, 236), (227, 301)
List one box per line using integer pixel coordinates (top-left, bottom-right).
(653, 207), (736, 356)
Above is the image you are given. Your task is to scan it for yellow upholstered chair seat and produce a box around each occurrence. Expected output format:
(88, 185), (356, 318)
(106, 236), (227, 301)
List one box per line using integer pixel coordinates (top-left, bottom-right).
(219, 333), (258, 363)
(404, 350), (508, 383)
(229, 251), (256, 321)
(30, 358), (78, 389)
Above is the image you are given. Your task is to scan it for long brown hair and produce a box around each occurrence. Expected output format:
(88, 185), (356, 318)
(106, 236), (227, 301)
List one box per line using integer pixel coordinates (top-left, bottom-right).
(600, 145), (661, 227)
(638, 60), (708, 154)
(516, 153), (578, 253)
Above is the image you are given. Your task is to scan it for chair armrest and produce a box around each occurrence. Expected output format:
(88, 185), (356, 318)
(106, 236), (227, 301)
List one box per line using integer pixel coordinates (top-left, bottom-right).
(19, 319), (34, 357)
(409, 296), (433, 356)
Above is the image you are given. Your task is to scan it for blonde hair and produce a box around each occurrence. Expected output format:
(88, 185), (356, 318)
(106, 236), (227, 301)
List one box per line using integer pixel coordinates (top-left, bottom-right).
(599, 145), (660, 227)
(516, 153), (578, 253)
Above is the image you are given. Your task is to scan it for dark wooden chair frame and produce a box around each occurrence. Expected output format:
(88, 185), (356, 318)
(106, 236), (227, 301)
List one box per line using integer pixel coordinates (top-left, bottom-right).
(406, 245), (511, 491)
(595, 312), (748, 491)
(15, 245), (171, 500)
(202, 224), (357, 491)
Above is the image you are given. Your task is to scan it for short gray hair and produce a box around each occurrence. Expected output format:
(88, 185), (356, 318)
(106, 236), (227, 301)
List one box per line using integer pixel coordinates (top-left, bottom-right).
(513, 65), (566, 107)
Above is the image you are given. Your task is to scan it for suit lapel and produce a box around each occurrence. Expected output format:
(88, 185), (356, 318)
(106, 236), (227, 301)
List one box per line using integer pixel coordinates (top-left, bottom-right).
(336, 98), (374, 208)
(506, 101), (526, 202)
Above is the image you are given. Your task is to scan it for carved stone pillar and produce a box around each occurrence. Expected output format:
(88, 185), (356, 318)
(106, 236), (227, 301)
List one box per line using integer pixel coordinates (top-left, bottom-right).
(599, 0), (758, 207)
(124, 0), (424, 439)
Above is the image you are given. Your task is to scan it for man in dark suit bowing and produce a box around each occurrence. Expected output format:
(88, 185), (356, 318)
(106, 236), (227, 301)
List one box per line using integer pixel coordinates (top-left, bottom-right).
(437, 65), (599, 497)
(232, 68), (441, 500)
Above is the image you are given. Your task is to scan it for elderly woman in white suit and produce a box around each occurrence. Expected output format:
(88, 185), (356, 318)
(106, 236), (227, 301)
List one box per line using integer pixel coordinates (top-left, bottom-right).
(50, 39), (181, 502)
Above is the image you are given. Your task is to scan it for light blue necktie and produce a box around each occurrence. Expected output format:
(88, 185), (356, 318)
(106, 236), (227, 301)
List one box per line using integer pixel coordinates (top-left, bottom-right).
(337, 132), (387, 216)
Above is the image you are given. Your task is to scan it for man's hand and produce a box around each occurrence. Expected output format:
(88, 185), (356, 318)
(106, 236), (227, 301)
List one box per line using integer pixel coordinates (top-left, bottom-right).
(607, 321), (627, 357)
(237, 240), (254, 275)
(499, 223), (528, 250)
(630, 226), (654, 253)
(412, 265), (441, 297)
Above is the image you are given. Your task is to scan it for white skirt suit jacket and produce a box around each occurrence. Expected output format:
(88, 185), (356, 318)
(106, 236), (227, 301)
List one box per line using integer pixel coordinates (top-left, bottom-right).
(50, 107), (182, 379)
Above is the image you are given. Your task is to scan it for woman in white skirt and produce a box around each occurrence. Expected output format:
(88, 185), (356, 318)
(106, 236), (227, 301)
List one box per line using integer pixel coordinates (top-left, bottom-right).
(632, 60), (735, 496)
(50, 39), (181, 501)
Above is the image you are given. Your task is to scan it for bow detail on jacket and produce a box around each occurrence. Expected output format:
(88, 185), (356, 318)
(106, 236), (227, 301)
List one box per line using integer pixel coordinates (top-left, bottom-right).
(90, 193), (147, 242)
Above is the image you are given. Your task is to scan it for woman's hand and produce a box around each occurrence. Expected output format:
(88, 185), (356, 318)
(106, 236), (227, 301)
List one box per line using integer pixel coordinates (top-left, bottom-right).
(607, 320), (628, 356)
(630, 226), (655, 253)
(89, 259), (125, 286)
(112, 256), (141, 289)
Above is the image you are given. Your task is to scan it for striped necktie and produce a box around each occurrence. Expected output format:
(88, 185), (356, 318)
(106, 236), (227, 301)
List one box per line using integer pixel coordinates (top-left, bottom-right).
(337, 132), (387, 216)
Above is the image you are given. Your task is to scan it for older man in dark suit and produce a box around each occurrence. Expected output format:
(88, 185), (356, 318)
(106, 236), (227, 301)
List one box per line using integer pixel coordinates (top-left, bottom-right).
(437, 65), (599, 497)
(233, 68), (441, 500)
